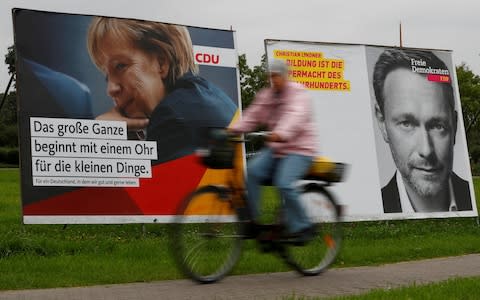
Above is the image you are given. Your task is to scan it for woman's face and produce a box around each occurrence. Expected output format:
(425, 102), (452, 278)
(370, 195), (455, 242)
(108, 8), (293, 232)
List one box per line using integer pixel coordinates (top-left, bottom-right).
(97, 34), (168, 118)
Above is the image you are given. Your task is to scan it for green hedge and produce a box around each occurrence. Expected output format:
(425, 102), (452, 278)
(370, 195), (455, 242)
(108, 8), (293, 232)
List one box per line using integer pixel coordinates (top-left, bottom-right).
(0, 147), (19, 166)
(0, 125), (18, 147)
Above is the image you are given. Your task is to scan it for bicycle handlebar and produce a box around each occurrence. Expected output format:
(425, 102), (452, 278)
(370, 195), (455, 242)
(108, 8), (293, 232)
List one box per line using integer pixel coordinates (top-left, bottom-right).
(245, 131), (271, 139)
(208, 128), (271, 143)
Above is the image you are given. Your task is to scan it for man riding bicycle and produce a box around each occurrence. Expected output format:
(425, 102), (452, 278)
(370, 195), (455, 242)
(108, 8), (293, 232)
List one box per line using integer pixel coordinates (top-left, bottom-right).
(228, 59), (318, 241)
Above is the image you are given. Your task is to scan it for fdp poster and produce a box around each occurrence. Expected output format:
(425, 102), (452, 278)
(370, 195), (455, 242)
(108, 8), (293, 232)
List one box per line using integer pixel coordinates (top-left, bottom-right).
(266, 39), (477, 220)
(14, 9), (242, 224)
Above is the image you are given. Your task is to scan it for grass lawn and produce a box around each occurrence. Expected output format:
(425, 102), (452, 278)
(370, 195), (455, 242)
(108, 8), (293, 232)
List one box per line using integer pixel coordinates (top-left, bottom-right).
(283, 276), (480, 299)
(329, 276), (480, 300)
(0, 169), (479, 290)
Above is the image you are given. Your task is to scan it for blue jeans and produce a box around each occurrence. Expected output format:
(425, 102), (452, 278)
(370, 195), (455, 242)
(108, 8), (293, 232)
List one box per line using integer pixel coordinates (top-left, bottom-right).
(246, 148), (313, 233)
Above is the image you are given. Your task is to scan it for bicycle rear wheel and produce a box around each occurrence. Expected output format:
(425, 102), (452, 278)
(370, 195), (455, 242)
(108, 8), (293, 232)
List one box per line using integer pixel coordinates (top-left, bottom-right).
(283, 184), (342, 275)
(170, 185), (244, 283)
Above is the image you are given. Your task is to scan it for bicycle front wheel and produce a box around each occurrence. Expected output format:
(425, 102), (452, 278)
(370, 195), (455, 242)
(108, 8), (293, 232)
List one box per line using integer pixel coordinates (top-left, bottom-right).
(284, 184), (342, 276)
(170, 185), (244, 283)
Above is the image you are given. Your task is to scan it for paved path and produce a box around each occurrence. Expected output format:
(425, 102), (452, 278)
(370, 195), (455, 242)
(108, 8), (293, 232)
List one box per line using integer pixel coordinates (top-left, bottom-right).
(0, 254), (479, 300)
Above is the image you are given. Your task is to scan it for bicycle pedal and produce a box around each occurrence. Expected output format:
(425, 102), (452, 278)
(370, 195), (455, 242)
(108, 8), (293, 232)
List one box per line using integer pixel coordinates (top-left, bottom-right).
(280, 225), (317, 245)
(258, 239), (282, 253)
(259, 243), (273, 253)
(286, 240), (307, 247)
(257, 234), (273, 243)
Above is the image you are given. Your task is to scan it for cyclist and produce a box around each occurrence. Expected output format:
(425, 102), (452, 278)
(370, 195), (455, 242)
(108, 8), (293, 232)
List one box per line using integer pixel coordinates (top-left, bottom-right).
(228, 59), (318, 241)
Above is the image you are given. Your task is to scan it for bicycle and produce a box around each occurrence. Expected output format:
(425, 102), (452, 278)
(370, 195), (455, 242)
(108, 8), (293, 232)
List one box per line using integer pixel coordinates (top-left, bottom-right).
(170, 129), (346, 283)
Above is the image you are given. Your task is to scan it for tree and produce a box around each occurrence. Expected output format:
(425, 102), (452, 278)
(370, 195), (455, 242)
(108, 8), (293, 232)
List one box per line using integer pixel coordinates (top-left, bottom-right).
(238, 54), (268, 108)
(1, 45), (16, 117)
(5, 45), (15, 78)
(0, 46), (17, 119)
(456, 63), (480, 174)
(237, 54), (268, 153)
(0, 45), (18, 149)
(457, 64), (480, 142)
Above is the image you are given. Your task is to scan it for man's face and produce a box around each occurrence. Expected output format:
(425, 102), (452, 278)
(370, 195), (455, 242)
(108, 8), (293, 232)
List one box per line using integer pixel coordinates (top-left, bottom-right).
(377, 68), (456, 199)
(97, 34), (168, 118)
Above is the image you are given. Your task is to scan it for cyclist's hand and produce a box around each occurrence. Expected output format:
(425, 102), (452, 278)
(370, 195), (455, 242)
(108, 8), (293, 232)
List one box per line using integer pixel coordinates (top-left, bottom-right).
(226, 126), (241, 136)
(267, 132), (283, 142)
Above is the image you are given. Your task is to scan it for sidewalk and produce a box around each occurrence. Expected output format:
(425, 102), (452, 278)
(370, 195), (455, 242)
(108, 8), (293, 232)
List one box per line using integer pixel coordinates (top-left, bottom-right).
(0, 254), (479, 300)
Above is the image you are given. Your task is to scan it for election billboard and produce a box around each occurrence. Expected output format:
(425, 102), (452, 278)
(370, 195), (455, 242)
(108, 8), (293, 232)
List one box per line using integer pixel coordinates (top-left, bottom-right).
(13, 9), (242, 224)
(266, 39), (477, 220)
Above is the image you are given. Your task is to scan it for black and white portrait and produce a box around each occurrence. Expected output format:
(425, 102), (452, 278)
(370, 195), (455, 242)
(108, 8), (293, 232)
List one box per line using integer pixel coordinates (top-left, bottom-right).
(367, 47), (473, 214)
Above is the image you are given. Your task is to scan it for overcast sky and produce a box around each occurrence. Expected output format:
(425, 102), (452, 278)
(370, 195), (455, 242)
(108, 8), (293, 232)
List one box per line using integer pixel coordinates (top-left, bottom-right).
(1, 0), (479, 92)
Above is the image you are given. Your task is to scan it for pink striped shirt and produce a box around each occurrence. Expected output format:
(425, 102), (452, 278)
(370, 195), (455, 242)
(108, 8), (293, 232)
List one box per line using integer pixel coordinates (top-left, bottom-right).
(231, 81), (318, 157)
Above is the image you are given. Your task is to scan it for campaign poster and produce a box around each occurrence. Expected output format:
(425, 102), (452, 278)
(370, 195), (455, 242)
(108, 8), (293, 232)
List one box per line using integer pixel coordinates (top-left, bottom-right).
(266, 40), (477, 221)
(13, 9), (242, 224)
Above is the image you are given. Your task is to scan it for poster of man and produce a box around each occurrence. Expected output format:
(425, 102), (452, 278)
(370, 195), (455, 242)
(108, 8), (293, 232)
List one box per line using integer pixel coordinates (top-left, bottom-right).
(266, 39), (477, 220)
(367, 47), (475, 214)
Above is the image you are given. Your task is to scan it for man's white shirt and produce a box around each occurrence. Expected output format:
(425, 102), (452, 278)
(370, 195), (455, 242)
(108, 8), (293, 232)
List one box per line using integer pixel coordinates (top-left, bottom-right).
(395, 171), (458, 212)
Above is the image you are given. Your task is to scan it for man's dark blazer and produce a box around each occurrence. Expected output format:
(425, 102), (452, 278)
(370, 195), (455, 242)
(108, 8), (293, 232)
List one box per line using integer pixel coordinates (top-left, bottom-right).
(382, 172), (473, 213)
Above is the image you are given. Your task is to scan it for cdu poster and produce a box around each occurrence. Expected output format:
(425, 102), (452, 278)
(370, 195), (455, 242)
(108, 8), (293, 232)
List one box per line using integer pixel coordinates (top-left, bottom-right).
(14, 9), (242, 224)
